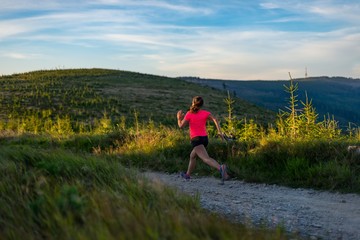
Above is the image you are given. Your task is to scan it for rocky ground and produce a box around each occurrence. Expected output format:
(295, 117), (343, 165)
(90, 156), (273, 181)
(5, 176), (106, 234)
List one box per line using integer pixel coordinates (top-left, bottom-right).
(144, 172), (360, 240)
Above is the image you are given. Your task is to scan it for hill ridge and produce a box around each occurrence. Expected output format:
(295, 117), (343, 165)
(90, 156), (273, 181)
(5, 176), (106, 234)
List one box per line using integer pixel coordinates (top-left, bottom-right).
(182, 76), (360, 128)
(0, 68), (275, 128)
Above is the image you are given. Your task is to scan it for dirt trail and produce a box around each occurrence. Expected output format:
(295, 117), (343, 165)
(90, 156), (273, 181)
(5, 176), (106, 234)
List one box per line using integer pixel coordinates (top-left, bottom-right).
(144, 172), (360, 240)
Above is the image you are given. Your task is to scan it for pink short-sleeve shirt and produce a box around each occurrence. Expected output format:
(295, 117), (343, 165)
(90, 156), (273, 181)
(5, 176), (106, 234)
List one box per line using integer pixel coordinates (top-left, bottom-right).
(184, 109), (210, 139)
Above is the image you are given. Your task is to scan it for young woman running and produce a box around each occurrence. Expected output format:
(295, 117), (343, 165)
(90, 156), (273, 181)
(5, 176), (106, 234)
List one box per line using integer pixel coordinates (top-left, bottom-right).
(177, 96), (229, 182)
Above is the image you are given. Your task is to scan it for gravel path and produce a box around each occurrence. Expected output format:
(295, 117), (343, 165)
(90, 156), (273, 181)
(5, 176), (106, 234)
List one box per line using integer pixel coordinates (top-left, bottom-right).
(144, 172), (360, 240)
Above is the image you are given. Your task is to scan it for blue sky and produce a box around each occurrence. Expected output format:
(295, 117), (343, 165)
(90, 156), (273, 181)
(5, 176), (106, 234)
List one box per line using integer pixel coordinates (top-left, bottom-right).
(1, 0), (359, 80)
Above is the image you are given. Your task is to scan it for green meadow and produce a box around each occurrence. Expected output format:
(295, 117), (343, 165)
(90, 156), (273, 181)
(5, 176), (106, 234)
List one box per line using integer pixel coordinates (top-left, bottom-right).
(1, 68), (359, 239)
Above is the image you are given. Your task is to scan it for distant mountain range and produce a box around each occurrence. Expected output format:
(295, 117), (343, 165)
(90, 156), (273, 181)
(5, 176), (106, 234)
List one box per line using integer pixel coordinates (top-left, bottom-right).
(180, 76), (360, 128)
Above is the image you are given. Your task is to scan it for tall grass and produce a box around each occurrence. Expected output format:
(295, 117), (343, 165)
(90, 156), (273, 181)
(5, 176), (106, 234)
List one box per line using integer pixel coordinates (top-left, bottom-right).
(218, 78), (360, 192)
(0, 146), (289, 240)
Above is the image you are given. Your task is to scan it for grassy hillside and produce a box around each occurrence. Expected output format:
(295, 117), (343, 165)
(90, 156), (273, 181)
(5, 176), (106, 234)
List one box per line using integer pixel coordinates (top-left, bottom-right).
(0, 68), (274, 129)
(182, 76), (360, 128)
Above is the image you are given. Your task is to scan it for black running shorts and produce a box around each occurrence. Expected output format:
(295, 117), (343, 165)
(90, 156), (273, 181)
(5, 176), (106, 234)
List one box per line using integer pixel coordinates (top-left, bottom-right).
(190, 136), (209, 148)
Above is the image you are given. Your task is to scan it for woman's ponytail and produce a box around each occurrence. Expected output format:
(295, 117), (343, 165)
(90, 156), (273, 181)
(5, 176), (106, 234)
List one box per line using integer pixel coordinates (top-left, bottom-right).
(189, 96), (204, 113)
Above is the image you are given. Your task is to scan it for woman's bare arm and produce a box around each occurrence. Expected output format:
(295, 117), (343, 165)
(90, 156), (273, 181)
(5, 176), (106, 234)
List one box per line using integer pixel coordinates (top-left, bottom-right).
(177, 110), (188, 128)
(208, 114), (225, 140)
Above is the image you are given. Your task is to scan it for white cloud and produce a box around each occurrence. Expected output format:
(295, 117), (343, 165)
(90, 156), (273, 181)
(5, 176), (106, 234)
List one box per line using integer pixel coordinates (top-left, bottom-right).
(260, 2), (280, 9)
(138, 25), (360, 79)
(2, 52), (41, 59)
(89, 0), (213, 14)
(0, 21), (29, 38)
(0, 0), (66, 12)
(260, 0), (360, 23)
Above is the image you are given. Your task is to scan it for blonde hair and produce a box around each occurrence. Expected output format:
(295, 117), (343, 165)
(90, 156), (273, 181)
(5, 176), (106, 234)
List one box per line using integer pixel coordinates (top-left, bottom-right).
(190, 96), (204, 113)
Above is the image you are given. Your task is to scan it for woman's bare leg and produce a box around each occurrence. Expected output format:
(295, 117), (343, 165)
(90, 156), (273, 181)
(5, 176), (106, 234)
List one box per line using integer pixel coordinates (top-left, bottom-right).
(193, 145), (229, 179)
(187, 149), (197, 175)
(193, 145), (220, 170)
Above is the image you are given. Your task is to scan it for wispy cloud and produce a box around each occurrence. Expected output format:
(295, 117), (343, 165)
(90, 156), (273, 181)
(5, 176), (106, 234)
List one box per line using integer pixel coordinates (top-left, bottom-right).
(90, 0), (213, 14)
(0, 21), (29, 38)
(2, 52), (41, 59)
(260, 0), (360, 23)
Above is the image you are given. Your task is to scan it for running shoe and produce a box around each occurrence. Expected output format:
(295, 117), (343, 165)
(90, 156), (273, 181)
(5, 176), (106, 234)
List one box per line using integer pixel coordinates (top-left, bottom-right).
(219, 164), (228, 183)
(180, 172), (190, 180)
